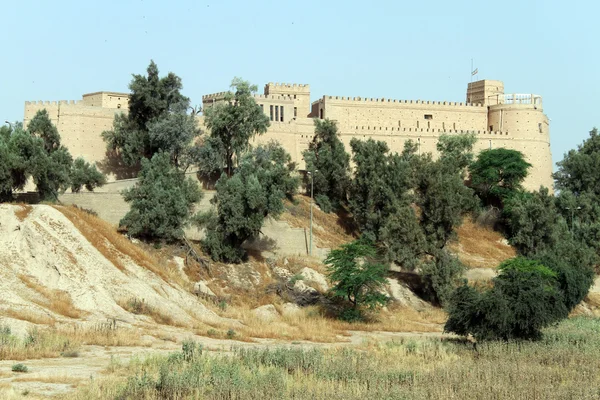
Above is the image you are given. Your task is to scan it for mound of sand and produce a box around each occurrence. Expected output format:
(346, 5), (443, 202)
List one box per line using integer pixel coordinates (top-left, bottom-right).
(0, 204), (233, 334)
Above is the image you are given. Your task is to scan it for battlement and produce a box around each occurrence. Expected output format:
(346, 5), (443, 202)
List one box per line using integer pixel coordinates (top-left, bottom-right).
(316, 96), (484, 107)
(201, 92), (229, 101)
(25, 100), (83, 106)
(347, 125), (508, 135)
(266, 82), (310, 89)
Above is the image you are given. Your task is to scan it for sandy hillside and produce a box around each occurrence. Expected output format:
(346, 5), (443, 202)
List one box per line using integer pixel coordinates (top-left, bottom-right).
(0, 204), (233, 335)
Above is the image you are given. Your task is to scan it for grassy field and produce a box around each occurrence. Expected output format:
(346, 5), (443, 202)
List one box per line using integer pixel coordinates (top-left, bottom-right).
(66, 317), (600, 400)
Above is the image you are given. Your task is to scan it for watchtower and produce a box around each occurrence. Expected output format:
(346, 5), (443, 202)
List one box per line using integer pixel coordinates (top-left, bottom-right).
(264, 83), (311, 118)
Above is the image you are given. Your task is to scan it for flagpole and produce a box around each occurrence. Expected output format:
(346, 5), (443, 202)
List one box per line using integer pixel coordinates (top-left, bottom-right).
(471, 59), (473, 83)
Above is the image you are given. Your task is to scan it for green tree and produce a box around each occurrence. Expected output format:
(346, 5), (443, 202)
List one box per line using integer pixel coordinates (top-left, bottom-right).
(198, 142), (298, 262)
(554, 128), (600, 196)
(503, 187), (559, 256)
(27, 109), (61, 153)
(102, 61), (195, 167)
(445, 257), (566, 341)
(415, 160), (477, 250)
(70, 158), (107, 193)
(30, 146), (73, 201)
(437, 133), (477, 176)
(201, 78), (270, 177)
(302, 119), (351, 212)
(348, 138), (412, 241)
(470, 148), (531, 207)
(325, 239), (389, 321)
(120, 152), (201, 240)
(421, 250), (466, 306)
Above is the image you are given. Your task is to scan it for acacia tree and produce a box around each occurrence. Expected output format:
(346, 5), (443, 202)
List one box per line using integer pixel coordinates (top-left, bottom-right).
(325, 239), (389, 321)
(200, 78), (270, 178)
(197, 142), (298, 262)
(302, 119), (351, 212)
(470, 148), (531, 207)
(102, 61), (198, 168)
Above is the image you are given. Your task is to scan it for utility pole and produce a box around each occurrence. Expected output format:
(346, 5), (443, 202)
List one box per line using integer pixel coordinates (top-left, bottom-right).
(308, 170), (318, 256)
(565, 206), (582, 235)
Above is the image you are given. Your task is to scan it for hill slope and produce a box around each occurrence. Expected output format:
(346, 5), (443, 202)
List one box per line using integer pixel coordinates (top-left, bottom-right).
(0, 204), (233, 335)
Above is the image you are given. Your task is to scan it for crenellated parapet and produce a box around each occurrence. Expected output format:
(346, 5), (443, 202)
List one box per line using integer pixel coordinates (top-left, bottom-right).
(321, 96), (484, 107)
(25, 100), (84, 106)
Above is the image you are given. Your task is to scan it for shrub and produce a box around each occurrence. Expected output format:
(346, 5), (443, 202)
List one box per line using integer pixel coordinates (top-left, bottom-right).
(12, 363), (28, 373)
(421, 250), (466, 307)
(445, 257), (566, 341)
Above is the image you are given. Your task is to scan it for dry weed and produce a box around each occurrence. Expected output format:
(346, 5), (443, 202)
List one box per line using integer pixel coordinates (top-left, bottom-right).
(449, 218), (516, 268)
(54, 206), (190, 289)
(280, 196), (356, 249)
(14, 204), (33, 222)
(1, 308), (56, 326)
(18, 274), (82, 319)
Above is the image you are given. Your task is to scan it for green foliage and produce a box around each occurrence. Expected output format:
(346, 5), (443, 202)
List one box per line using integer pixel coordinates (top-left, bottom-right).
(302, 119), (351, 211)
(120, 152), (201, 240)
(378, 205), (426, 270)
(102, 61), (196, 167)
(348, 138), (412, 242)
(201, 78), (270, 177)
(531, 238), (596, 313)
(325, 239), (389, 319)
(445, 257), (566, 341)
(415, 160), (477, 250)
(420, 250), (466, 306)
(70, 157), (107, 193)
(11, 363), (28, 373)
(194, 135), (226, 181)
(554, 127), (600, 196)
(470, 148), (531, 207)
(503, 187), (559, 256)
(0, 111), (105, 202)
(27, 109), (61, 153)
(437, 133), (477, 175)
(198, 142), (298, 262)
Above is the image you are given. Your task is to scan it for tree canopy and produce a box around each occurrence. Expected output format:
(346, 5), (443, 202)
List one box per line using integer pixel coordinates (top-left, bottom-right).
(200, 78), (270, 178)
(302, 119), (351, 212)
(120, 152), (201, 241)
(470, 148), (531, 206)
(0, 111), (105, 201)
(197, 141), (298, 262)
(102, 61), (199, 168)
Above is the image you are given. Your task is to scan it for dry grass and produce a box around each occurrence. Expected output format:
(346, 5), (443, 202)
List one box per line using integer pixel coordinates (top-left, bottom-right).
(14, 204), (33, 222)
(66, 317), (600, 400)
(449, 218), (516, 268)
(117, 297), (179, 327)
(18, 274), (82, 319)
(280, 196), (356, 249)
(55, 205), (190, 289)
(1, 308), (56, 326)
(13, 375), (84, 385)
(211, 303), (445, 343)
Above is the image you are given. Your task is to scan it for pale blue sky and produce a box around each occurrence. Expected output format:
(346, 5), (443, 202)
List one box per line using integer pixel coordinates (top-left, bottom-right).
(2, 0), (598, 167)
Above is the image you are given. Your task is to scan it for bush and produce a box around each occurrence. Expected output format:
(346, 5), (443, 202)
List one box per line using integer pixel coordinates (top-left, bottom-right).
(12, 363), (28, 373)
(445, 257), (567, 341)
(421, 251), (466, 307)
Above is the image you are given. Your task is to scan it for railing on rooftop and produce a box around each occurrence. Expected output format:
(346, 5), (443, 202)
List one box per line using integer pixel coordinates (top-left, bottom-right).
(488, 93), (542, 106)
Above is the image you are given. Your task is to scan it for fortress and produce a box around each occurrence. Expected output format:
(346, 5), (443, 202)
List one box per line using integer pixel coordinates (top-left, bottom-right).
(23, 79), (553, 191)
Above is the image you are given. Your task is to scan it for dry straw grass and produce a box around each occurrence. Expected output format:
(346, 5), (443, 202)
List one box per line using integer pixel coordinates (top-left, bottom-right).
(14, 204), (33, 222)
(66, 317), (600, 400)
(117, 297), (179, 327)
(280, 196), (356, 249)
(450, 218), (516, 268)
(18, 274), (82, 319)
(55, 205), (189, 289)
(1, 308), (56, 326)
